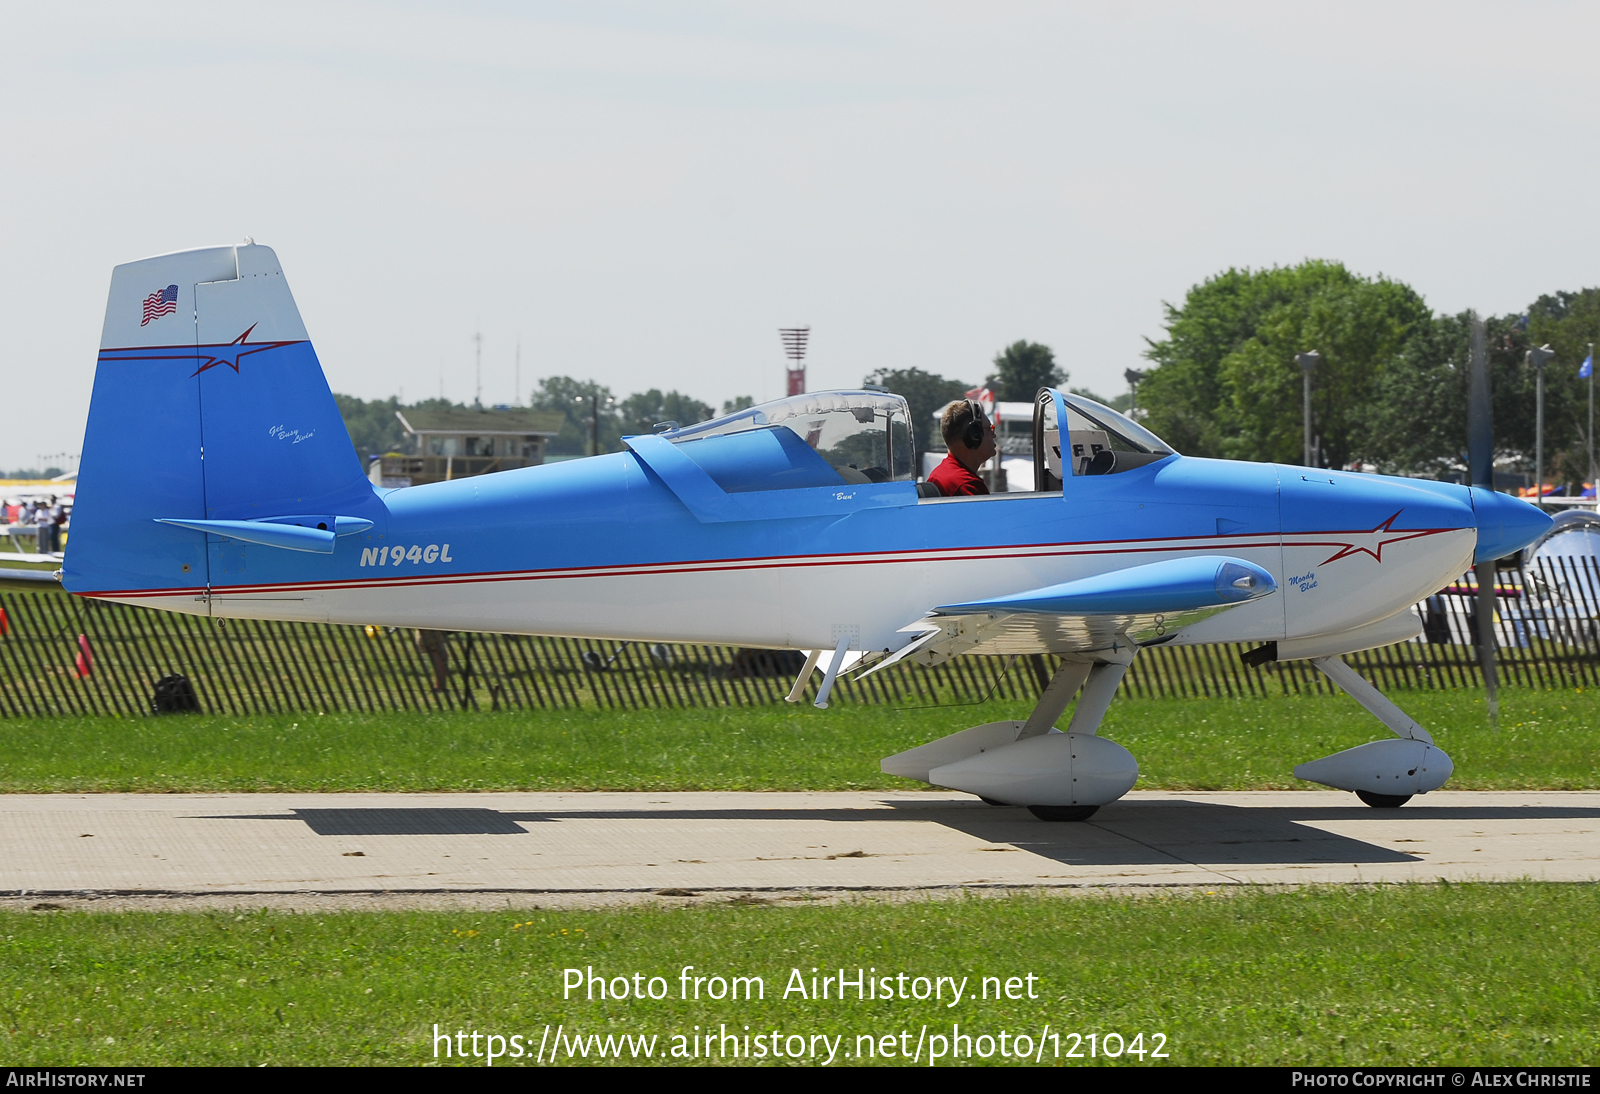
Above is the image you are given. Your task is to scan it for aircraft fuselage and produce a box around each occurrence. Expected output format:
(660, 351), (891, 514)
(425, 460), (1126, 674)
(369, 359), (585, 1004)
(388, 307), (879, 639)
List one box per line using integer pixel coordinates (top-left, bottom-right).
(85, 449), (1482, 655)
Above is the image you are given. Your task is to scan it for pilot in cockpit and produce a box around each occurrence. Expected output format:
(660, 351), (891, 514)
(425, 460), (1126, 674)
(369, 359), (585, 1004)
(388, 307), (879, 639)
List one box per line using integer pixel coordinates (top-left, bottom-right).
(925, 399), (996, 497)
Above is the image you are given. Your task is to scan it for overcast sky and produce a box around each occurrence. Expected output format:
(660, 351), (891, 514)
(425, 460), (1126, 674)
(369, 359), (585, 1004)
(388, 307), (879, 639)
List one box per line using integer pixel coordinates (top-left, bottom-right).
(2, 1), (1597, 470)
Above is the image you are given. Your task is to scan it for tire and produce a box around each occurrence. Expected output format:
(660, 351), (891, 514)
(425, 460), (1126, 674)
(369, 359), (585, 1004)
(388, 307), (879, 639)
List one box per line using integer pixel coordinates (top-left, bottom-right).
(1027, 804), (1099, 822)
(1355, 790), (1412, 809)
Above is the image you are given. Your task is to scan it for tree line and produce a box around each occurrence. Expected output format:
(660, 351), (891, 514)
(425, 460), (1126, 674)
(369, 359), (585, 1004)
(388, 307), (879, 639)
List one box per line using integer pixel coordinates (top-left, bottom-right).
(333, 387), (744, 462)
(335, 340), (1116, 471)
(338, 261), (1600, 490)
(1138, 261), (1600, 487)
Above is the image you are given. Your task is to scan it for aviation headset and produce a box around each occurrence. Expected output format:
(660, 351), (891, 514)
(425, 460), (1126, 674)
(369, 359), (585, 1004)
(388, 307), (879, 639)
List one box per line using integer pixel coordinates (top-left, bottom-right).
(960, 399), (988, 450)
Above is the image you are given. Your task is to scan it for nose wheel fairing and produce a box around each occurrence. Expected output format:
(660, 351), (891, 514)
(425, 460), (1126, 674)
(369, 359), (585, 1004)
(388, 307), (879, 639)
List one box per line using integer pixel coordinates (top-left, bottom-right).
(1293, 737), (1453, 800)
(1290, 654), (1454, 807)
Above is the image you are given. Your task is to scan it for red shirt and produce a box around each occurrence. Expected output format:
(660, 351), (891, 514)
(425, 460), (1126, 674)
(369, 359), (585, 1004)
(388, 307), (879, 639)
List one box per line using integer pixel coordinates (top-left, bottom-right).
(926, 454), (989, 497)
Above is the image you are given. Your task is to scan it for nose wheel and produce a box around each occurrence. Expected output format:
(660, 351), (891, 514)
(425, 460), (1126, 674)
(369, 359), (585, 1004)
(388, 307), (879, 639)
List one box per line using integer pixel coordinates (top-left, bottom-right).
(1355, 791), (1412, 809)
(1027, 805), (1099, 822)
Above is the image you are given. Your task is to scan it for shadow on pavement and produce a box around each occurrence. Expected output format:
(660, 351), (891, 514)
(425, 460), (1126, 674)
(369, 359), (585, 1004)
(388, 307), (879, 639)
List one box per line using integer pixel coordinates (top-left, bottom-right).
(196, 793), (1600, 863)
(205, 808), (533, 836)
(187, 795), (1600, 865)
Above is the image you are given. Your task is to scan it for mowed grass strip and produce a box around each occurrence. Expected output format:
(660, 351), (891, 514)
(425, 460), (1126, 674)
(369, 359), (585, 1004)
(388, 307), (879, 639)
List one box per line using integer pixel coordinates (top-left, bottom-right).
(3, 884), (1597, 1066)
(0, 688), (1596, 793)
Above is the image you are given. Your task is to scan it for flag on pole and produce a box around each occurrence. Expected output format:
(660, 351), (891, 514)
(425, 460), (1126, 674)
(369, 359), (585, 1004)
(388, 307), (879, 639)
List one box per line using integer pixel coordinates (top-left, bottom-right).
(1581, 353), (1593, 379)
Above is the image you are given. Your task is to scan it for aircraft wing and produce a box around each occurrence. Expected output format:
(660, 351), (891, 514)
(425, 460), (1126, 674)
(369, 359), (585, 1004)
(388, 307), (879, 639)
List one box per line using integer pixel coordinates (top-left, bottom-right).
(858, 555), (1277, 675)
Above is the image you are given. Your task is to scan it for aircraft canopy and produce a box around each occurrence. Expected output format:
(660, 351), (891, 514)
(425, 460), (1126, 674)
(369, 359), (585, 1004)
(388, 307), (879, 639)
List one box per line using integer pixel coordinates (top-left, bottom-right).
(663, 390), (915, 486)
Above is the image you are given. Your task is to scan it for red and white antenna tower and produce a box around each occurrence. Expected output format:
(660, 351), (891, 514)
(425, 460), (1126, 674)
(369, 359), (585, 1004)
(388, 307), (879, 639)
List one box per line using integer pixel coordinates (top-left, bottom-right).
(779, 326), (810, 396)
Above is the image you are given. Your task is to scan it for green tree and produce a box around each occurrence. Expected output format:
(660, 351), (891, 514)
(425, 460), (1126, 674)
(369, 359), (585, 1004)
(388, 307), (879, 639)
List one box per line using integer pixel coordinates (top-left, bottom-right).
(1069, 386), (1120, 408)
(1365, 313), (1473, 478)
(617, 390), (714, 435)
(985, 341), (1063, 402)
(332, 394), (404, 463)
(721, 395), (755, 416)
(864, 366), (972, 465)
(530, 377), (622, 456)
(1368, 300), (1598, 489)
(1140, 261), (1430, 466)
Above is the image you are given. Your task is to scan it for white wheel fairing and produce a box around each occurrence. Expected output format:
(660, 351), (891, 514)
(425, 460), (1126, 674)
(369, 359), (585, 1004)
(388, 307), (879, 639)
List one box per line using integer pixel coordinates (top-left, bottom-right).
(929, 733), (1139, 808)
(1294, 738), (1453, 797)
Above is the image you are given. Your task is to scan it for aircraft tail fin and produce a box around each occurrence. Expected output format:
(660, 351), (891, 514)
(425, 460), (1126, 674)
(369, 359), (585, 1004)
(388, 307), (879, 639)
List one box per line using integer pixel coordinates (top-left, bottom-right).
(63, 243), (380, 596)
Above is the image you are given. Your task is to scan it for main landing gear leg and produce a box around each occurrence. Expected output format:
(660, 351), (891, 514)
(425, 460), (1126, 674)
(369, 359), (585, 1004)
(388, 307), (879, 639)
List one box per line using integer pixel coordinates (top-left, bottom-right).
(783, 650), (822, 703)
(1018, 659), (1092, 738)
(1026, 656), (1134, 821)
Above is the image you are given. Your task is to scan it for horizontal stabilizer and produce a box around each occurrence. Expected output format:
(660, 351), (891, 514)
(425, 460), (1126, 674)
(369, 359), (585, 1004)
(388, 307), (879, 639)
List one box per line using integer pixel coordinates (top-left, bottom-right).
(155, 515), (374, 554)
(934, 555), (1276, 616)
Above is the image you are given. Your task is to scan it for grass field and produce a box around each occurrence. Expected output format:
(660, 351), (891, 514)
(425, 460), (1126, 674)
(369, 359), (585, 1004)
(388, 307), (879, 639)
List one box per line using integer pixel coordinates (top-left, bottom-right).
(3, 884), (1596, 1067)
(1, 686), (1595, 793)
(5, 687), (1595, 1069)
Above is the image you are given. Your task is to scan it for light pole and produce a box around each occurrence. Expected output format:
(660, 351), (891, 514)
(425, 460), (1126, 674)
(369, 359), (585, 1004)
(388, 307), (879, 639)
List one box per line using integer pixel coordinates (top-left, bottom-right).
(1527, 344), (1555, 509)
(1294, 351), (1322, 467)
(574, 393), (615, 457)
(1124, 368), (1145, 415)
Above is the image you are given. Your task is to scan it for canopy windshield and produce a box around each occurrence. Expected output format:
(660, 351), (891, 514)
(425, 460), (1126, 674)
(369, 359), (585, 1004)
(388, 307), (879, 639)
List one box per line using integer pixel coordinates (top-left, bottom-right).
(1034, 390), (1177, 489)
(1060, 393), (1176, 457)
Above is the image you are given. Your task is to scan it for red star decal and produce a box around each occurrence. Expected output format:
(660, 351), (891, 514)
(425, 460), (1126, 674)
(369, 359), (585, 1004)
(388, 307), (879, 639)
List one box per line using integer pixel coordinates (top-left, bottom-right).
(1317, 511), (1444, 565)
(189, 325), (296, 377)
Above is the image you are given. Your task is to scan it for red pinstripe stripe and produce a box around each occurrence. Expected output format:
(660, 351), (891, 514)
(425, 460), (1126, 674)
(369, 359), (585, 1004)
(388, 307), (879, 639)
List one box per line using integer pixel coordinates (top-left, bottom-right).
(77, 526), (1459, 603)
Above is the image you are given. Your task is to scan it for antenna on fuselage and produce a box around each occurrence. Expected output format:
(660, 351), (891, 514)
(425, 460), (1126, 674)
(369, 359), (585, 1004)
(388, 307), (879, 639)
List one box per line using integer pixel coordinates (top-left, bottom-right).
(1467, 312), (1499, 723)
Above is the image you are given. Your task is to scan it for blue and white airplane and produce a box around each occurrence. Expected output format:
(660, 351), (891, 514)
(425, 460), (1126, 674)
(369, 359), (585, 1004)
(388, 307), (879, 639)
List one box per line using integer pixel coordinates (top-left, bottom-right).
(64, 243), (1551, 819)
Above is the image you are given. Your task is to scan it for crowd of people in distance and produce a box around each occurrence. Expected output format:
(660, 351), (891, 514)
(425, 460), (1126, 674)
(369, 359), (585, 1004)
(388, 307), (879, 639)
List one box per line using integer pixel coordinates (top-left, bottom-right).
(3, 495), (69, 556)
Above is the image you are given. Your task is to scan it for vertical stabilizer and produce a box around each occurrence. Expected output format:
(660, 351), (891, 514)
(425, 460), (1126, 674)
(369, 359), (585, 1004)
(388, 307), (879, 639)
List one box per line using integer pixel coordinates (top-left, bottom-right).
(64, 244), (380, 600)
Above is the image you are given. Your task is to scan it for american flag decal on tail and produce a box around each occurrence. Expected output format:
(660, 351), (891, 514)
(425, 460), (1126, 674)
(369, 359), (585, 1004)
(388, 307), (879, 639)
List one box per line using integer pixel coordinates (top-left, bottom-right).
(141, 284), (179, 326)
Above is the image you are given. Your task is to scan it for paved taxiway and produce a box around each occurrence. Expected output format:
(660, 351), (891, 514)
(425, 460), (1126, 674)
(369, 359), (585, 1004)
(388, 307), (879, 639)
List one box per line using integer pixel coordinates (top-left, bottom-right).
(2, 790), (1596, 908)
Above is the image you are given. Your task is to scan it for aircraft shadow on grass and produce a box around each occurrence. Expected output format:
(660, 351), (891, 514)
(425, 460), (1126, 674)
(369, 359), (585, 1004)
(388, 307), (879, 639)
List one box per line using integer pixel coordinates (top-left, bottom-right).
(195, 799), (1600, 868)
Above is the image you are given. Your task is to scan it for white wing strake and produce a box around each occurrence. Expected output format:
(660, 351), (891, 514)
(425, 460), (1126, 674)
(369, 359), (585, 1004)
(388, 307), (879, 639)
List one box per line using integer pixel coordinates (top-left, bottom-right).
(856, 555), (1278, 676)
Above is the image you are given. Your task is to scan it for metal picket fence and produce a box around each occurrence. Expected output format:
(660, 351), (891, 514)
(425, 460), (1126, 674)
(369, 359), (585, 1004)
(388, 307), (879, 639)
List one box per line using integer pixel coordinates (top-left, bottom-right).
(0, 557), (1595, 717)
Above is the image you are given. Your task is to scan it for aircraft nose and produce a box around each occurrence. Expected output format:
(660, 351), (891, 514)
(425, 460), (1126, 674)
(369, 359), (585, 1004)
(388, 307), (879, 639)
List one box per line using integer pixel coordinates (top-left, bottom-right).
(1470, 487), (1553, 563)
